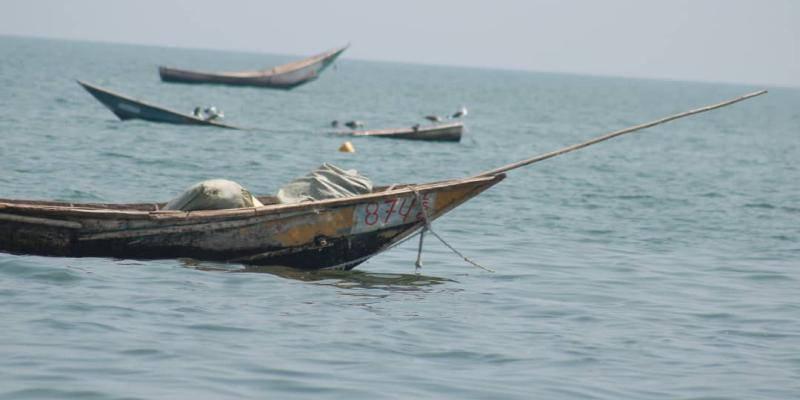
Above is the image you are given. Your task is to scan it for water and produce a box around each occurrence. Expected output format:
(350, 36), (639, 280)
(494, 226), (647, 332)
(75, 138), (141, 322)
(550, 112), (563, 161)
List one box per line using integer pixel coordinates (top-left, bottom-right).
(1, 35), (799, 399)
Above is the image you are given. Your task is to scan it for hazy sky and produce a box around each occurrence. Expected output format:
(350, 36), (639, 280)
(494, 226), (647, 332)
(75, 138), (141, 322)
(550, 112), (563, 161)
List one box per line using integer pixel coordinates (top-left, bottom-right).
(2, 0), (798, 87)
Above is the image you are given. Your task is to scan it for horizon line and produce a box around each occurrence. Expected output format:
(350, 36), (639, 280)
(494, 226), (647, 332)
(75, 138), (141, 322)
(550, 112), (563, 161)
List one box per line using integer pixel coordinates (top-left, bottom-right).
(1, 32), (796, 90)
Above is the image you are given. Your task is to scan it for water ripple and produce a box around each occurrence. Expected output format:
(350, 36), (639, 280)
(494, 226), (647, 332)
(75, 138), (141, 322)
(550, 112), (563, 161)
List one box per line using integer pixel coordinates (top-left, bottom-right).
(1, 37), (800, 400)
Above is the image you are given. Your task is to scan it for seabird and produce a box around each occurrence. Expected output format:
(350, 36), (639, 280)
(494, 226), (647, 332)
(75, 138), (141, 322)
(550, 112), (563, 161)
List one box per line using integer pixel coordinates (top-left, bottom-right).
(331, 120), (339, 127)
(451, 107), (468, 119)
(344, 120), (364, 129)
(424, 115), (443, 123)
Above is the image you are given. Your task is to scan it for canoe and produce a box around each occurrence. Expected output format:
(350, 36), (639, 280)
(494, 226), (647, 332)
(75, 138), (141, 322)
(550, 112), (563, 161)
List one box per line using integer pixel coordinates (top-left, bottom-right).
(0, 175), (504, 271)
(335, 122), (463, 142)
(0, 91), (765, 271)
(78, 81), (242, 130)
(158, 44), (349, 89)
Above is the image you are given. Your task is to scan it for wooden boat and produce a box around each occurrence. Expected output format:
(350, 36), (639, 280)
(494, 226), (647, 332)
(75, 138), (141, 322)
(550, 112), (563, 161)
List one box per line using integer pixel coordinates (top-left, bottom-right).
(0, 91), (766, 271)
(336, 122), (463, 142)
(78, 81), (242, 130)
(0, 176), (504, 271)
(158, 44), (349, 89)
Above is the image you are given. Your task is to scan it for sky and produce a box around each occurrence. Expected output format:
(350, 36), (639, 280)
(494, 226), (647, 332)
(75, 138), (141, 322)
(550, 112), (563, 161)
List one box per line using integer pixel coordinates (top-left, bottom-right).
(1, 0), (798, 87)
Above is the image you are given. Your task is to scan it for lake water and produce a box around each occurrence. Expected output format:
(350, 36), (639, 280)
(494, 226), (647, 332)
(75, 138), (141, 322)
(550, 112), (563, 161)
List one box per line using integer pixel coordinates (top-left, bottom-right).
(1, 36), (798, 399)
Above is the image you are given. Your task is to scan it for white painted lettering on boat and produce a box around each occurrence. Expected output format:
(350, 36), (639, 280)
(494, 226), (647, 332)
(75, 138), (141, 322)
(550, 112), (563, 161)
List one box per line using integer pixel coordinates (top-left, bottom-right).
(117, 102), (141, 114)
(352, 193), (435, 234)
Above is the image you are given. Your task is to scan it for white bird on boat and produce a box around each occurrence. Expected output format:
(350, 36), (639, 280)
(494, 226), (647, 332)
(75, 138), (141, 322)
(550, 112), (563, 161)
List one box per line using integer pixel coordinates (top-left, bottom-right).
(451, 107), (468, 119)
(192, 106), (224, 120)
(203, 106), (224, 120)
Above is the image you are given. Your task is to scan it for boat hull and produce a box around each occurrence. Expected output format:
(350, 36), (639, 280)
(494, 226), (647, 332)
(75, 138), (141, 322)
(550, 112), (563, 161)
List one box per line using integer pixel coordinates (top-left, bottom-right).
(159, 66), (321, 89)
(159, 45), (348, 89)
(0, 175), (504, 270)
(337, 122), (463, 142)
(78, 81), (241, 129)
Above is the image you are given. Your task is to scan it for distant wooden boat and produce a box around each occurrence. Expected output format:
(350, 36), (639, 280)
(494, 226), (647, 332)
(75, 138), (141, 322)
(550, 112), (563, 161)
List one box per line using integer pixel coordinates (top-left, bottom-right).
(336, 122), (463, 142)
(0, 91), (765, 271)
(77, 81), (242, 130)
(158, 44), (349, 89)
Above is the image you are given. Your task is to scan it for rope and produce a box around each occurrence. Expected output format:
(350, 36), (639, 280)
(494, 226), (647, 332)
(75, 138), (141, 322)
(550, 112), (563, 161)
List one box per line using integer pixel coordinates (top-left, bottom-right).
(324, 190), (496, 273)
(426, 229), (495, 273)
(413, 189), (495, 273)
(413, 189), (430, 273)
(415, 228), (425, 273)
(327, 91), (769, 272)
(473, 90), (768, 178)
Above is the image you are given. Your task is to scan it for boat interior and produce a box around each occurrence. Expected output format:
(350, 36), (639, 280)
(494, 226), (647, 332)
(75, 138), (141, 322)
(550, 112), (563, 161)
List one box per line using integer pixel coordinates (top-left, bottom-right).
(0, 184), (411, 212)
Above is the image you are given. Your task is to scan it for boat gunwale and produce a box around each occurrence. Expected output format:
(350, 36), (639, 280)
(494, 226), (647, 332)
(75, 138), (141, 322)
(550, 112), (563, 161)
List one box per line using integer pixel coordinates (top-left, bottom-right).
(77, 174), (504, 241)
(0, 174), (505, 222)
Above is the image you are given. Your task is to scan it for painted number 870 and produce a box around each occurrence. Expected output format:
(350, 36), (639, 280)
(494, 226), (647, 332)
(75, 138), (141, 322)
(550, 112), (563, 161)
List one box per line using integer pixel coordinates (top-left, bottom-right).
(363, 194), (432, 227)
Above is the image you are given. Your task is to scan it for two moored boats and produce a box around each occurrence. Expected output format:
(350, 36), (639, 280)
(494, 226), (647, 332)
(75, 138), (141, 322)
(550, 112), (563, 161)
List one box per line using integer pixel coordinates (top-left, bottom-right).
(80, 44), (351, 130)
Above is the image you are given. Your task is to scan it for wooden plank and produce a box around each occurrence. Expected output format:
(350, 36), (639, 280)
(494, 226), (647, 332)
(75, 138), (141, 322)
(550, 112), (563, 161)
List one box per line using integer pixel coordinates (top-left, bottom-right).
(0, 212), (82, 229)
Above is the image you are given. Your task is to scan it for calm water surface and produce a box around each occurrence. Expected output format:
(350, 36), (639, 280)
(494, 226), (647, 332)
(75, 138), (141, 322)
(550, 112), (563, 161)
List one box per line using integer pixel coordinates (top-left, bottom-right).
(1, 36), (799, 399)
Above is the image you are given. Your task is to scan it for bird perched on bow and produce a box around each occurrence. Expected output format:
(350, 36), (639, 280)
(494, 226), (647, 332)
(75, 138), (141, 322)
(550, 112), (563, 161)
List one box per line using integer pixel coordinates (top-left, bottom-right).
(451, 107), (468, 119)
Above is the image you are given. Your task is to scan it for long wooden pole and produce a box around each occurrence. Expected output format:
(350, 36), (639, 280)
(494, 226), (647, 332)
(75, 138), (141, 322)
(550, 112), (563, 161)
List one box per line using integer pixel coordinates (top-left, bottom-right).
(474, 90), (767, 178)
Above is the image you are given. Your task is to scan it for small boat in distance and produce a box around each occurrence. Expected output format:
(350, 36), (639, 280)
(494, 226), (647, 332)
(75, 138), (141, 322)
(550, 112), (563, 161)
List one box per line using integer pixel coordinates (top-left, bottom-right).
(158, 44), (350, 89)
(77, 81), (242, 130)
(335, 122), (463, 142)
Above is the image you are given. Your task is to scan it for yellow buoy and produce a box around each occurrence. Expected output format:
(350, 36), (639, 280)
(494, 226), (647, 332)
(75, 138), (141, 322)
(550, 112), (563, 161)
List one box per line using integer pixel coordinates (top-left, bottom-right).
(338, 141), (355, 153)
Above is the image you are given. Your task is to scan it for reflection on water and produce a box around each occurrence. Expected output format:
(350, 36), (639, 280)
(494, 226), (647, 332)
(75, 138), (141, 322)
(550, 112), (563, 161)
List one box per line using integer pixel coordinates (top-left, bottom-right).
(180, 259), (453, 290)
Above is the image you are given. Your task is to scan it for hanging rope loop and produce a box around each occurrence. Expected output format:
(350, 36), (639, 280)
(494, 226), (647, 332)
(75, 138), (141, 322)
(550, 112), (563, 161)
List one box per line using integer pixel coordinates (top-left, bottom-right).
(412, 189), (495, 273)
